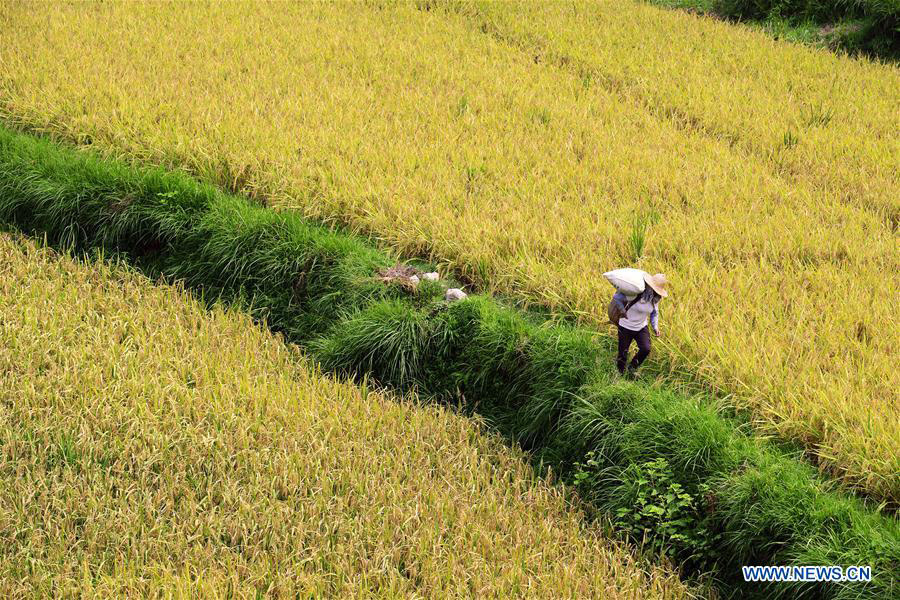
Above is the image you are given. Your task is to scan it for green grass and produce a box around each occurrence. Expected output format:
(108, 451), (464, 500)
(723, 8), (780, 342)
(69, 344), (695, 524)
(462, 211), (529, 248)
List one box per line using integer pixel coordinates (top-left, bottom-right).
(647, 0), (900, 59)
(650, 0), (715, 10)
(0, 124), (897, 599)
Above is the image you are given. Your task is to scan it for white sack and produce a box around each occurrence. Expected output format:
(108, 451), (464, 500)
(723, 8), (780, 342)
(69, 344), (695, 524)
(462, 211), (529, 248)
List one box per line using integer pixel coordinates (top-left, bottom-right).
(445, 288), (468, 302)
(603, 268), (646, 296)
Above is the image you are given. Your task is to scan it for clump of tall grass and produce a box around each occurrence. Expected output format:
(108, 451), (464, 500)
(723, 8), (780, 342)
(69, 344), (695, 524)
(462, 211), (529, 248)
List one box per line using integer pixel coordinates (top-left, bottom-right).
(629, 209), (660, 262)
(0, 124), (897, 599)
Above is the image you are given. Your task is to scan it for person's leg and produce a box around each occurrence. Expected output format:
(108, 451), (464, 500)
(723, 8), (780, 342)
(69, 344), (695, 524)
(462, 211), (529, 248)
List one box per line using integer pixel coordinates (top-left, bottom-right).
(616, 325), (633, 374)
(629, 326), (652, 371)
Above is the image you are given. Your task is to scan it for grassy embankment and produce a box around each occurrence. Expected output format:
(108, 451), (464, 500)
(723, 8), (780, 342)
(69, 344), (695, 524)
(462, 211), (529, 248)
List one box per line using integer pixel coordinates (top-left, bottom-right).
(1, 1), (896, 502)
(0, 231), (696, 599)
(0, 126), (896, 599)
(648, 0), (899, 58)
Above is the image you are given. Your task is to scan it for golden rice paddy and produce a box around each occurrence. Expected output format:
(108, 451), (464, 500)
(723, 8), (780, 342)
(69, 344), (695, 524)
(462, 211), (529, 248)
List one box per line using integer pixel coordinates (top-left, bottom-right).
(0, 1), (896, 500)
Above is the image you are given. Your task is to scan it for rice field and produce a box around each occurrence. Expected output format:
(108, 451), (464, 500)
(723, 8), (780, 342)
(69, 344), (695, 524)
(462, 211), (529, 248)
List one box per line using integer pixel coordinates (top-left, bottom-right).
(0, 232), (694, 599)
(5, 126), (897, 600)
(461, 0), (900, 223)
(0, 0), (896, 504)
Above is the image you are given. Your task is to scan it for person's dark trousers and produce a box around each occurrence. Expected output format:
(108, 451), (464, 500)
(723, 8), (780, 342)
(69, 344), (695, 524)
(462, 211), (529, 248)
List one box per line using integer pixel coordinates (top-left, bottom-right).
(616, 324), (651, 374)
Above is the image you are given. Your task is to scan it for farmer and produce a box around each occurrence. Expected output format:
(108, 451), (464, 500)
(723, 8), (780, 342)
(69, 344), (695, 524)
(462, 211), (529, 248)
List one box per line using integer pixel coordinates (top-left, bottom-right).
(612, 273), (668, 376)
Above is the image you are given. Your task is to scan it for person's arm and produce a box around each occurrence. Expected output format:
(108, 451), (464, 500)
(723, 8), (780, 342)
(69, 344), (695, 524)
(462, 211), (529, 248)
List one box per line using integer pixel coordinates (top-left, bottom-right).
(612, 291), (627, 313)
(650, 303), (660, 335)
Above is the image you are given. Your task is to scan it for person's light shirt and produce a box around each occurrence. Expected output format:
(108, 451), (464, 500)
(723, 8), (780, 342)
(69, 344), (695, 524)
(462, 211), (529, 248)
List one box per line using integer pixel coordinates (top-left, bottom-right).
(612, 291), (659, 332)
